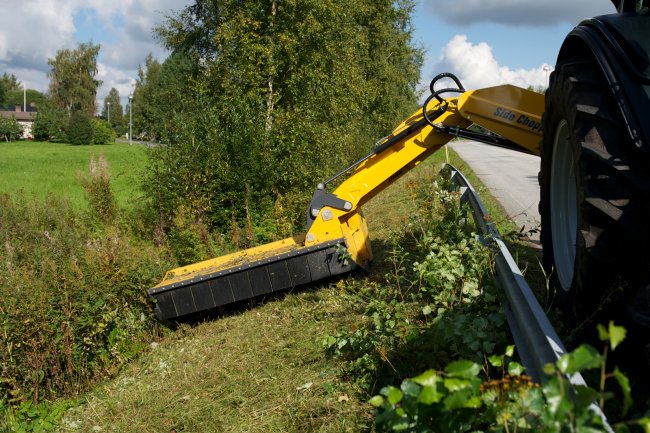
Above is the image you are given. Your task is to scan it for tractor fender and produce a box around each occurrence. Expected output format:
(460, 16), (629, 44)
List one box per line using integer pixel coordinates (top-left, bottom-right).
(556, 12), (650, 152)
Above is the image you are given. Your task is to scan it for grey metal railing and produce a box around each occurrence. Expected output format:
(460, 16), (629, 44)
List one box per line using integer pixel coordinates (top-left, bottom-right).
(441, 163), (612, 431)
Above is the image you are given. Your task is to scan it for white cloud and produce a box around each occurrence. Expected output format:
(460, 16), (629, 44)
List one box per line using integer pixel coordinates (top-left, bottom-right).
(425, 0), (614, 26)
(433, 35), (551, 90)
(97, 63), (137, 108)
(0, 0), (191, 102)
(0, 1), (76, 73)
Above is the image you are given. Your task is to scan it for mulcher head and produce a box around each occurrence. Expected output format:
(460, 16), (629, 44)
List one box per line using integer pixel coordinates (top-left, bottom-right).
(148, 235), (355, 321)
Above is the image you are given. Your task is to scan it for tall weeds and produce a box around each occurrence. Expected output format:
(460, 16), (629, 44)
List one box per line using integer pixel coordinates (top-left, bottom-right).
(0, 160), (170, 409)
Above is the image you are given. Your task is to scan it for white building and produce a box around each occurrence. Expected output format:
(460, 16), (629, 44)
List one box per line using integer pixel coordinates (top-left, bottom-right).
(0, 105), (37, 139)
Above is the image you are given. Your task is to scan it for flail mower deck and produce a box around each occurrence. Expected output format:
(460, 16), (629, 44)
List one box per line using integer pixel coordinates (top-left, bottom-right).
(148, 236), (354, 321)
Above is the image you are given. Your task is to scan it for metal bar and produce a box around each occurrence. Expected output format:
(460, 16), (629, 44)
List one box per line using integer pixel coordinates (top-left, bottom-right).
(441, 163), (612, 431)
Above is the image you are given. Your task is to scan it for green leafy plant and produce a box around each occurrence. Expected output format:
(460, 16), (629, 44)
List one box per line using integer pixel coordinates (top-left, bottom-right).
(371, 322), (650, 432)
(323, 178), (507, 390)
(0, 398), (74, 433)
(0, 168), (168, 423)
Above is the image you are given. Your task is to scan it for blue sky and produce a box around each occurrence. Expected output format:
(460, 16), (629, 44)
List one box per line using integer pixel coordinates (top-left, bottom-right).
(0, 0), (616, 109)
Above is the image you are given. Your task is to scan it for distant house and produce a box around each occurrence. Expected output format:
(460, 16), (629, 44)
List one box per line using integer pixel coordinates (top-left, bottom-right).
(0, 105), (37, 139)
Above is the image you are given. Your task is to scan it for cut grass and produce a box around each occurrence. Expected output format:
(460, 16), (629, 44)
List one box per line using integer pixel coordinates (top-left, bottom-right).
(58, 147), (543, 432)
(0, 141), (148, 210)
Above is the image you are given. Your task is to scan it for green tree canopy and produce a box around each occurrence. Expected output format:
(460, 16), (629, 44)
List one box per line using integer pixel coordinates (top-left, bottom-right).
(149, 0), (423, 243)
(102, 87), (124, 129)
(2, 88), (47, 108)
(131, 54), (162, 141)
(47, 42), (102, 115)
(0, 73), (21, 103)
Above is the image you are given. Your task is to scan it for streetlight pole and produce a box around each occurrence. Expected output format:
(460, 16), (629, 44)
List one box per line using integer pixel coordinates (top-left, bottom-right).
(129, 94), (133, 145)
(543, 65), (551, 88)
(107, 101), (110, 125)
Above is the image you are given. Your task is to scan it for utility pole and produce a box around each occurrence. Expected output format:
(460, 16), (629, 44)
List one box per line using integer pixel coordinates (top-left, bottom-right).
(543, 65), (551, 88)
(129, 94), (133, 145)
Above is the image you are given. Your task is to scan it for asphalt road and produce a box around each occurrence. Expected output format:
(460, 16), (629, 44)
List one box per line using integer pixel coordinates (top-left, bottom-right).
(449, 140), (541, 243)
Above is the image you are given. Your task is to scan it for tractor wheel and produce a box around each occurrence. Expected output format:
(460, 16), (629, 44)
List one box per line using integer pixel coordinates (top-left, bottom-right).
(539, 54), (650, 322)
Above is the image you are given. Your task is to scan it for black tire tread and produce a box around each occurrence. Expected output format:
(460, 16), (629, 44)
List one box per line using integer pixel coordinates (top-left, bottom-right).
(539, 52), (650, 319)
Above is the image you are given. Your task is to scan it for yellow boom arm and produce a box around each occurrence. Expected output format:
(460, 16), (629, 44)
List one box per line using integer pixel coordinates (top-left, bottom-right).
(148, 81), (543, 321)
(303, 84), (543, 267)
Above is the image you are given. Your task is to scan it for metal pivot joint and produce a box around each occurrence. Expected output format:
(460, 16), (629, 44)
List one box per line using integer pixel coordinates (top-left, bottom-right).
(306, 184), (352, 231)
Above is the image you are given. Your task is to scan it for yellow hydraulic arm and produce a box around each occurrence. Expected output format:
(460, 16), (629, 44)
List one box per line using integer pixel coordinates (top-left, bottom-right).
(148, 74), (544, 321)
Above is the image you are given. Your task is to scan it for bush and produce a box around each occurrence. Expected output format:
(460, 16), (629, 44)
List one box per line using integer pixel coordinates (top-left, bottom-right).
(0, 115), (23, 141)
(322, 175), (506, 390)
(32, 106), (67, 141)
(66, 111), (94, 145)
(91, 118), (116, 144)
(0, 165), (171, 407)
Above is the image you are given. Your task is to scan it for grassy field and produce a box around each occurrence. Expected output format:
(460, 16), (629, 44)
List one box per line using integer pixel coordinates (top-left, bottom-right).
(0, 141), (149, 210)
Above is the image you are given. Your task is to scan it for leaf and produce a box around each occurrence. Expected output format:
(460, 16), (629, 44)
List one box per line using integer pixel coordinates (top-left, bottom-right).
(422, 305), (433, 316)
(368, 395), (384, 407)
(573, 385), (599, 411)
(418, 385), (445, 405)
(608, 322), (626, 350)
(597, 323), (609, 342)
(597, 321), (626, 350)
(444, 360), (481, 379)
(488, 354), (503, 367)
(612, 367), (632, 416)
(400, 380), (420, 398)
(505, 345), (515, 357)
(556, 344), (602, 374)
(443, 377), (470, 392)
(507, 362), (525, 376)
(412, 369), (439, 387)
(443, 388), (480, 410)
(386, 386), (403, 405)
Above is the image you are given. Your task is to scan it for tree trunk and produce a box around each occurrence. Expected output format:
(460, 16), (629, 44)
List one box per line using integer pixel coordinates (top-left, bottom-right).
(244, 182), (255, 246)
(264, 0), (277, 139)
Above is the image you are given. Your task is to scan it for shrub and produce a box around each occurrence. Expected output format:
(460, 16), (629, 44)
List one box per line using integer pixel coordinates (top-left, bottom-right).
(66, 111), (94, 145)
(91, 118), (116, 144)
(0, 191), (167, 405)
(322, 175), (506, 390)
(0, 115), (23, 141)
(0, 158), (173, 412)
(32, 106), (67, 141)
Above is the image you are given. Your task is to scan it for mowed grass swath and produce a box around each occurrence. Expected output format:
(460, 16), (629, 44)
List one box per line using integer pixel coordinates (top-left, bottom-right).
(0, 141), (148, 210)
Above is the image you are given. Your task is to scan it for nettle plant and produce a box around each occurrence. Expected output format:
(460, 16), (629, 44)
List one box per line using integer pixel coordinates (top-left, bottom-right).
(370, 322), (650, 433)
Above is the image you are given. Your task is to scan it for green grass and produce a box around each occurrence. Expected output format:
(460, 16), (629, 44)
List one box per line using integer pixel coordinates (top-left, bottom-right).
(0, 141), (149, 210)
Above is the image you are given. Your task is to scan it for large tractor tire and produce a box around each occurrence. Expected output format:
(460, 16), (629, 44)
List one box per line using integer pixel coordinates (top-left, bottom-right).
(539, 53), (650, 323)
